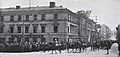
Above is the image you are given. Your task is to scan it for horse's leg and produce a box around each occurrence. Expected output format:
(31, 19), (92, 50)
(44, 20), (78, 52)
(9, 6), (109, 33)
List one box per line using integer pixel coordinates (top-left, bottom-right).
(72, 48), (74, 52)
(85, 47), (87, 52)
(93, 46), (95, 51)
(76, 48), (78, 52)
(75, 48), (77, 52)
(82, 47), (84, 52)
(83, 47), (85, 52)
(106, 47), (109, 54)
(91, 46), (93, 51)
(55, 50), (57, 54)
(51, 50), (53, 54)
(98, 46), (100, 51)
(80, 47), (82, 52)
(67, 48), (69, 52)
(59, 49), (61, 53)
(67, 47), (69, 52)
(79, 47), (81, 53)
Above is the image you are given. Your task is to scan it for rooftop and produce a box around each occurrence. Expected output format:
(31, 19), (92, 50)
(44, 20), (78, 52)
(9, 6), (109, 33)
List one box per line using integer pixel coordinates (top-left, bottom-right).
(0, 6), (67, 12)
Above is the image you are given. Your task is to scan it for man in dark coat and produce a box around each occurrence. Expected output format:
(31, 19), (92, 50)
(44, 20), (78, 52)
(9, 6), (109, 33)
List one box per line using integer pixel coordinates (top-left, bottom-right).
(116, 25), (120, 56)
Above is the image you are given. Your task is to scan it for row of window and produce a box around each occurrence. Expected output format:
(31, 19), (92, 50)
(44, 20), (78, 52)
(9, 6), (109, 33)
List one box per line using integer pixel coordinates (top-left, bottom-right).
(68, 14), (77, 23)
(0, 14), (58, 21)
(0, 26), (58, 33)
(1, 14), (77, 22)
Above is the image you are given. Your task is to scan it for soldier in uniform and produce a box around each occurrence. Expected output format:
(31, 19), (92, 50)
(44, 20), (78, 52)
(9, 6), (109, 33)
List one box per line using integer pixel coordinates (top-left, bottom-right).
(104, 40), (112, 54)
(116, 25), (120, 56)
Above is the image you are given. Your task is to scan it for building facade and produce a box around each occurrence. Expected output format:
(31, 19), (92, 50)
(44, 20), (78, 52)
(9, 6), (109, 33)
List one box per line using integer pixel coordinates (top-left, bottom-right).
(0, 2), (78, 43)
(77, 10), (101, 42)
(100, 24), (111, 40)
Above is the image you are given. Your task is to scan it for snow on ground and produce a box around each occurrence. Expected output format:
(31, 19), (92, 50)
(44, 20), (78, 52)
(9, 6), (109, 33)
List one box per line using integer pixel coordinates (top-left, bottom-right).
(0, 49), (118, 57)
(110, 43), (119, 55)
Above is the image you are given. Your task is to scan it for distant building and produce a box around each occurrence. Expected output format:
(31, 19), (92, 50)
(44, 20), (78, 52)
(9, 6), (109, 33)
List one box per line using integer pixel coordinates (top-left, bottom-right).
(100, 24), (111, 40)
(0, 2), (78, 43)
(77, 10), (100, 42)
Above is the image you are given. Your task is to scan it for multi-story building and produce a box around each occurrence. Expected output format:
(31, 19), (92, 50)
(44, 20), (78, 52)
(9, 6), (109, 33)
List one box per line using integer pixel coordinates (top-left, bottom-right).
(77, 10), (88, 42)
(0, 2), (78, 43)
(100, 24), (111, 40)
(77, 10), (102, 42)
(88, 19), (96, 42)
(77, 10), (94, 42)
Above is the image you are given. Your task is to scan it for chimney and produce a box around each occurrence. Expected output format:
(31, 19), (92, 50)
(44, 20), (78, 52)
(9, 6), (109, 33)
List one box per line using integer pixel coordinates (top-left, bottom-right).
(60, 5), (62, 7)
(50, 2), (55, 8)
(16, 6), (21, 9)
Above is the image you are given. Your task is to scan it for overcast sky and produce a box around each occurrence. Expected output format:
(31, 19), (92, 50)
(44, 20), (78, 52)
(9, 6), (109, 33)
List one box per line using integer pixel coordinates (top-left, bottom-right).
(0, 0), (120, 30)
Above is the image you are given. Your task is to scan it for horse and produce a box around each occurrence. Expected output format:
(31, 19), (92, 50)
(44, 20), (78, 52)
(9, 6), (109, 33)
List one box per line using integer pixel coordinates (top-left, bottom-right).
(65, 42), (82, 53)
(103, 40), (113, 54)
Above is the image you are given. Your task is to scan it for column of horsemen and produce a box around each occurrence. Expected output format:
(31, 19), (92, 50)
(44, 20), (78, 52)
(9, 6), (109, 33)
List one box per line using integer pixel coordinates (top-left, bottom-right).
(0, 39), (114, 53)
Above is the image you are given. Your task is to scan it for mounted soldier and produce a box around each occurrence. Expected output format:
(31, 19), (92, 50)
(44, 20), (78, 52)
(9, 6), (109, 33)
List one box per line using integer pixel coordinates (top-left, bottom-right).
(116, 24), (120, 56)
(104, 40), (112, 54)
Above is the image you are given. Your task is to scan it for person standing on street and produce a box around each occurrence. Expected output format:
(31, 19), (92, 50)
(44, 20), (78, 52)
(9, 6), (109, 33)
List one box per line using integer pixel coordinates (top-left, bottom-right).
(116, 25), (120, 56)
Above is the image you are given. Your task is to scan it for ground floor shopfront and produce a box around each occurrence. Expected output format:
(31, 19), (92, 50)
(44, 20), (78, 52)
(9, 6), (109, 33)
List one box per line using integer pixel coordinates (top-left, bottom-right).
(0, 33), (101, 43)
(0, 33), (78, 43)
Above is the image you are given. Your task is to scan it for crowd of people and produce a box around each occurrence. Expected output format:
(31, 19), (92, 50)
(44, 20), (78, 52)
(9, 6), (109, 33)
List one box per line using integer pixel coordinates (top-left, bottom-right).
(0, 40), (114, 54)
